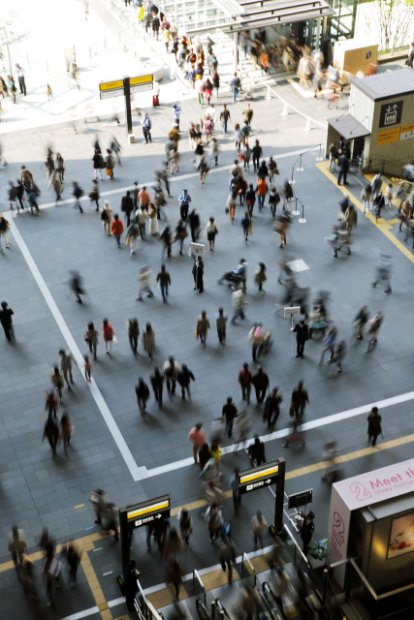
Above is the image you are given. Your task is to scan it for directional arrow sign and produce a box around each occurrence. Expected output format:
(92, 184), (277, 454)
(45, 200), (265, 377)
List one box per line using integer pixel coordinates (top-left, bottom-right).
(238, 461), (281, 495)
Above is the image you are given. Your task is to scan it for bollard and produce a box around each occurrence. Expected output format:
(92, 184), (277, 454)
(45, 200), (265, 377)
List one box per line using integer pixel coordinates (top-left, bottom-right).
(298, 203), (307, 224)
(316, 143), (324, 162)
(292, 197), (300, 216)
(296, 154), (304, 172)
(266, 85), (271, 101)
(281, 102), (288, 117)
(304, 117), (311, 131)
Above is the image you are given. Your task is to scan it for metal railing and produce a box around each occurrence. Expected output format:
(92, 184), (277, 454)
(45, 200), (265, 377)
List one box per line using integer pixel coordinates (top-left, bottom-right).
(192, 568), (207, 607)
(282, 522), (310, 568)
(135, 581), (164, 620)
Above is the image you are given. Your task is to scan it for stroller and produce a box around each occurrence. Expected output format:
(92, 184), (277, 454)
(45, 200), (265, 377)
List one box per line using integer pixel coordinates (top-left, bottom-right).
(372, 253), (392, 293)
(218, 260), (247, 291)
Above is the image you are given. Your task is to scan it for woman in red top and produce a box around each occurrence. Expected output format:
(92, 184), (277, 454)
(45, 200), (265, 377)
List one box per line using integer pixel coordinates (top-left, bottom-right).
(111, 214), (124, 248)
(102, 318), (115, 355)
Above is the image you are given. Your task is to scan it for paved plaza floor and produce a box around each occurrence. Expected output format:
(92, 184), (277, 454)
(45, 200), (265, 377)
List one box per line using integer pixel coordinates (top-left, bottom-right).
(1, 3), (414, 620)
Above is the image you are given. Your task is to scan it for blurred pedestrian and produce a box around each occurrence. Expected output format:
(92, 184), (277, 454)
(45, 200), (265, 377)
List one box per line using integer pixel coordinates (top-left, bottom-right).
(192, 255), (204, 294)
(72, 182), (84, 213)
(156, 264), (171, 303)
(84, 355), (93, 382)
(238, 362), (253, 403)
(137, 265), (154, 301)
(222, 396), (238, 438)
(264, 387), (282, 428)
(179, 509), (193, 545)
(367, 406), (382, 446)
(135, 377), (150, 414)
(248, 435), (266, 466)
(150, 367), (164, 408)
(51, 365), (64, 404)
(219, 539), (237, 583)
(206, 216), (218, 251)
(188, 422), (206, 463)
(177, 364), (195, 400)
(111, 214), (124, 248)
(102, 318), (115, 355)
(101, 200), (113, 236)
(64, 542), (81, 587)
(43, 415), (60, 456)
(60, 411), (73, 455)
(290, 380), (309, 419)
(251, 510), (268, 549)
(0, 301), (15, 341)
(366, 311), (383, 353)
(8, 525), (27, 570)
(88, 180), (100, 212)
(292, 319), (309, 358)
(84, 322), (99, 360)
(69, 271), (85, 304)
(59, 349), (74, 389)
(124, 560), (139, 613)
(143, 322), (155, 359)
(252, 366), (269, 404)
(127, 318), (139, 354)
(196, 310), (210, 345)
(300, 511), (315, 553)
(216, 307), (227, 344)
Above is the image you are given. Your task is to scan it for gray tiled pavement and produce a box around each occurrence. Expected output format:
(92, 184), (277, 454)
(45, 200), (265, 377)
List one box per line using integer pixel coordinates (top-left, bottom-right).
(1, 26), (414, 620)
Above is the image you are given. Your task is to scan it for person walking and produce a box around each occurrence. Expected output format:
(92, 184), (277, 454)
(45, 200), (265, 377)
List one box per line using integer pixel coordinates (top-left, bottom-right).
(252, 139), (262, 173)
(141, 113), (152, 143)
(230, 72), (241, 102)
(337, 153), (349, 186)
(231, 288), (247, 325)
(51, 366), (64, 404)
(150, 367), (164, 409)
(72, 182), (84, 213)
(105, 149), (115, 180)
(319, 326), (337, 365)
(156, 264), (171, 303)
(43, 414), (60, 456)
(64, 542), (81, 588)
(220, 104), (231, 134)
(59, 349), (74, 389)
(102, 318), (115, 355)
(206, 217), (218, 251)
(127, 318), (139, 355)
(121, 190), (134, 227)
(143, 322), (155, 359)
(252, 366), (269, 404)
(292, 319), (309, 358)
(137, 265), (154, 301)
(354, 305), (369, 340)
(250, 510), (268, 549)
(264, 387), (283, 428)
(188, 209), (201, 242)
(188, 422), (206, 463)
(124, 560), (139, 614)
(238, 362), (253, 403)
(60, 411), (73, 455)
(192, 256), (204, 294)
(367, 406), (382, 446)
(179, 509), (193, 546)
(111, 214), (124, 248)
(254, 262), (266, 293)
(51, 171), (63, 205)
(248, 436), (266, 466)
(0, 301), (15, 342)
(290, 380), (309, 419)
(101, 200), (113, 236)
(45, 390), (58, 418)
(164, 356), (180, 397)
(177, 364), (196, 400)
(216, 307), (227, 345)
(16, 64), (27, 95)
(178, 189), (191, 221)
(241, 210), (251, 243)
(218, 539), (237, 584)
(222, 396), (238, 438)
(84, 322), (99, 360)
(166, 559), (183, 601)
(226, 190), (237, 223)
(195, 310), (210, 346)
(8, 525), (27, 570)
(84, 355), (93, 382)
(366, 311), (383, 353)
(88, 180), (100, 212)
(135, 377), (150, 414)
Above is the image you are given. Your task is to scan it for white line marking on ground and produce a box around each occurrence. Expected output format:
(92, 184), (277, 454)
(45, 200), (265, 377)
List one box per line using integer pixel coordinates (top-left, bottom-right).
(58, 606), (99, 620)
(135, 390), (414, 480)
(9, 219), (146, 482)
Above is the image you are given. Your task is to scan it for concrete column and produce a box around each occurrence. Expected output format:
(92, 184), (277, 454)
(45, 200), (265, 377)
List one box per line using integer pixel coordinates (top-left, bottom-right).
(233, 31), (239, 73)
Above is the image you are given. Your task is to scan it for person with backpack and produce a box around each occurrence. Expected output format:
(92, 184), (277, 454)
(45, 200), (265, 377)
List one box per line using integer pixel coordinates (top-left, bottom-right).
(268, 185), (281, 217)
(141, 113), (152, 143)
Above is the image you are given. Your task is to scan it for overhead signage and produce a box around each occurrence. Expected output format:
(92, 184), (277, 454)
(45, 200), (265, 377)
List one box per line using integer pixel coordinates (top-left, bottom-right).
(124, 495), (170, 529)
(238, 461), (281, 494)
(99, 75), (153, 99)
(379, 101), (403, 128)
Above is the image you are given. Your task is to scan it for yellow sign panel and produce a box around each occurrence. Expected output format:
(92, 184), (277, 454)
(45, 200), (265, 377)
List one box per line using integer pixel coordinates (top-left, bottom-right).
(99, 79), (124, 92)
(130, 74), (153, 86)
(127, 499), (169, 521)
(400, 125), (414, 141)
(240, 464), (279, 485)
(377, 127), (400, 146)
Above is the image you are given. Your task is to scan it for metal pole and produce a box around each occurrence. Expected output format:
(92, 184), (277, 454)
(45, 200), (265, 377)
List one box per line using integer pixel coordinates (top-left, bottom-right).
(316, 143), (324, 162)
(292, 196), (300, 216)
(124, 77), (133, 136)
(6, 43), (13, 76)
(299, 202), (307, 224)
(274, 459), (285, 534)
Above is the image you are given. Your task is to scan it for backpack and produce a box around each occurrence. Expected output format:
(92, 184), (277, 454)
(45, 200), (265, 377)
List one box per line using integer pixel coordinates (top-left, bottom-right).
(100, 210), (108, 222)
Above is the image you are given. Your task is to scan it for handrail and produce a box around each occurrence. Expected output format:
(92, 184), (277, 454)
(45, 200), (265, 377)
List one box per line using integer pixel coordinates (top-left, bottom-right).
(283, 522), (310, 566)
(241, 552), (256, 585)
(135, 580), (163, 620)
(192, 569), (207, 607)
(348, 558), (414, 601)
